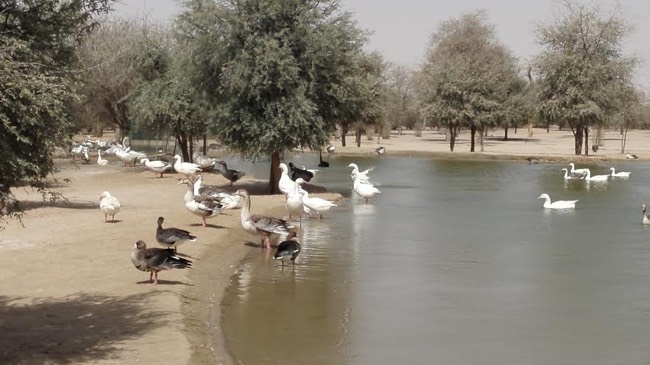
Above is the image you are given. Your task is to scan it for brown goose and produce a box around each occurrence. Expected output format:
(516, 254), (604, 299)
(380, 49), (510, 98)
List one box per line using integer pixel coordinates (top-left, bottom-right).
(215, 161), (246, 186)
(235, 189), (294, 249)
(274, 232), (301, 268)
(130, 240), (192, 284)
(155, 216), (197, 252)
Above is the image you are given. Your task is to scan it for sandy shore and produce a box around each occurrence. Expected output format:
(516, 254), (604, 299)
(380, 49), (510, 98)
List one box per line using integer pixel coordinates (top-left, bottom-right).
(0, 127), (648, 364)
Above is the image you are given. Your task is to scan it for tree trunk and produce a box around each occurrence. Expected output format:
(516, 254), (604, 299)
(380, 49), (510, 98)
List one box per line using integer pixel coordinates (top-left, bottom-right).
(448, 123), (457, 152)
(479, 127), (485, 152)
(341, 126), (348, 147)
(355, 129), (362, 147)
(470, 124), (476, 152)
(573, 126), (583, 155)
(268, 151), (281, 194)
(176, 127), (190, 162)
(583, 126), (589, 156)
(202, 134), (207, 155)
(189, 134), (194, 162)
(504, 127), (509, 140)
(621, 123), (628, 153)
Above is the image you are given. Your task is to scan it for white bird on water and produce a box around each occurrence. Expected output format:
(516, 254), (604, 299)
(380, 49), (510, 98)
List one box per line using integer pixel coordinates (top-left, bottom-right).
(537, 193), (578, 209)
(609, 167), (631, 178)
(583, 169), (609, 182)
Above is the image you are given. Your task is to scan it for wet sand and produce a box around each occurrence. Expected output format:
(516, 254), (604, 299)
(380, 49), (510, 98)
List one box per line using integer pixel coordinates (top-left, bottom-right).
(0, 127), (648, 364)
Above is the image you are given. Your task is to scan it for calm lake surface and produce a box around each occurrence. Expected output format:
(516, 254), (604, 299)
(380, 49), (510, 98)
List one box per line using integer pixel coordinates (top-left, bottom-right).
(220, 154), (650, 364)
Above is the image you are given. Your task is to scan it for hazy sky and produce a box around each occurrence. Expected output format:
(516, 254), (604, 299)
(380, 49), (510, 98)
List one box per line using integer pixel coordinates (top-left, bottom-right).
(113, 0), (650, 89)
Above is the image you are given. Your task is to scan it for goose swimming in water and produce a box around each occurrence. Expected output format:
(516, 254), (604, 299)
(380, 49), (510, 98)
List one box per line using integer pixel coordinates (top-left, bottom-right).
(561, 168), (583, 180)
(235, 189), (294, 249)
(537, 193), (578, 209)
(155, 216), (197, 252)
(568, 163), (588, 178)
(643, 204), (650, 225)
(274, 232), (301, 268)
(610, 167), (631, 178)
(99, 191), (121, 222)
(318, 150), (330, 167)
(583, 169), (609, 182)
(130, 240), (192, 284)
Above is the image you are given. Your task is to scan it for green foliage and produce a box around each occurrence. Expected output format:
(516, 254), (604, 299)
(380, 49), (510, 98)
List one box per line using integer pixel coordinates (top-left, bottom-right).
(0, 0), (113, 227)
(178, 0), (371, 158)
(534, 0), (639, 154)
(418, 10), (522, 151)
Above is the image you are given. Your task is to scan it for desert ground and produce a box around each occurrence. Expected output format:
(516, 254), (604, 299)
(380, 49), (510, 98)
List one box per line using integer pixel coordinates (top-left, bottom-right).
(0, 127), (648, 364)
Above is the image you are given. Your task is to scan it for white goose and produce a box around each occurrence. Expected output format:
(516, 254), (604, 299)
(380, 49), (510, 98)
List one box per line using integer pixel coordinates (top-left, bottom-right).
(96, 150), (108, 165)
(301, 189), (337, 220)
(181, 178), (223, 227)
(99, 191), (121, 222)
(642, 204), (650, 225)
(583, 169), (609, 182)
(568, 163), (588, 178)
(278, 163), (295, 195)
(610, 167), (631, 178)
(348, 163), (373, 183)
(115, 148), (137, 166)
(353, 175), (381, 204)
(537, 193), (578, 209)
(286, 179), (305, 222)
(141, 158), (173, 178)
(235, 189), (294, 249)
(173, 154), (202, 177)
(193, 175), (242, 210)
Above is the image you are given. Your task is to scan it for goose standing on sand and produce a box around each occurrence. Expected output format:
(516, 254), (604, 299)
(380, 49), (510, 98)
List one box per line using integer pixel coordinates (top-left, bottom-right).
(274, 232), (301, 268)
(141, 158), (173, 178)
(568, 163), (588, 177)
(301, 189), (338, 220)
(99, 191), (121, 222)
(348, 163), (373, 183)
(235, 189), (294, 249)
(192, 152), (217, 171)
(214, 160), (246, 186)
(353, 175), (381, 204)
(583, 169), (609, 182)
(537, 193), (578, 209)
(279, 163), (296, 196)
(642, 204), (650, 224)
(155, 216), (197, 252)
(173, 154), (202, 177)
(97, 150), (108, 165)
(372, 146), (386, 156)
(610, 167), (631, 178)
(181, 178), (223, 227)
(130, 240), (192, 284)
(326, 144), (336, 153)
(288, 162), (314, 182)
(193, 175), (242, 209)
(626, 152), (639, 159)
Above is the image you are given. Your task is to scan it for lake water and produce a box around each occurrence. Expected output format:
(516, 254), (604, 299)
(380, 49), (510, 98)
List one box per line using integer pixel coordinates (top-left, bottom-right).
(220, 154), (650, 364)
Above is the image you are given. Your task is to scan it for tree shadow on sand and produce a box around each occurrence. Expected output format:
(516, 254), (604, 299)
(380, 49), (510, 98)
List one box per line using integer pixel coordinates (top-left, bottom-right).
(18, 199), (97, 212)
(0, 292), (166, 364)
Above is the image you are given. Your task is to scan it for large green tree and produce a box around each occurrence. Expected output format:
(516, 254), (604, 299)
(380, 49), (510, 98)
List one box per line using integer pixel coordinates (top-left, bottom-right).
(418, 11), (521, 152)
(534, 0), (639, 155)
(178, 0), (370, 193)
(0, 0), (113, 227)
